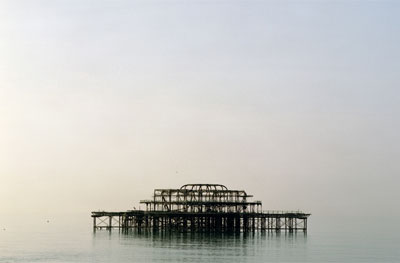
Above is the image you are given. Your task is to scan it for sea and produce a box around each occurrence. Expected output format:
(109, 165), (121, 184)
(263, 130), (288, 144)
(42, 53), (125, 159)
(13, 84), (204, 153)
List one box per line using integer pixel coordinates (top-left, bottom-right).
(0, 214), (399, 262)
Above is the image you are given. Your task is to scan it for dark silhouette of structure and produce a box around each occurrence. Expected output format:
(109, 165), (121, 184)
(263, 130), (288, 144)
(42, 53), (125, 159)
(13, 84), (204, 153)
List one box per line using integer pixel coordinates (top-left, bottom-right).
(91, 184), (310, 232)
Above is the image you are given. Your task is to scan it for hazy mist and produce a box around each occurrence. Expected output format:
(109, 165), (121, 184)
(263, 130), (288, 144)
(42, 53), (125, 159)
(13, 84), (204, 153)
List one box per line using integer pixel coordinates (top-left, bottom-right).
(1, 1), (399, 230)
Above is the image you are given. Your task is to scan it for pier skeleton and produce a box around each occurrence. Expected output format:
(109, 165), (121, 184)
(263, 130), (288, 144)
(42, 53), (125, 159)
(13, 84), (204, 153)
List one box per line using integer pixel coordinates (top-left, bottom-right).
(92, 184), (310, 232)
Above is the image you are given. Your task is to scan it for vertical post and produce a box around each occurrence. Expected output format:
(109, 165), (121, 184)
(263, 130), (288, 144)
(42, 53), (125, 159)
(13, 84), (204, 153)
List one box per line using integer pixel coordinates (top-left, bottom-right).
(191, 217), (195, 232)
(285, 217), (287, 231)
(276, 217), (280, 232)
(183, 216), (187, 232)
(235, 216), (240, 232)
(93, 217), (96, 231)
(243, 216), (248, 232)
(289, 218), (293, 232)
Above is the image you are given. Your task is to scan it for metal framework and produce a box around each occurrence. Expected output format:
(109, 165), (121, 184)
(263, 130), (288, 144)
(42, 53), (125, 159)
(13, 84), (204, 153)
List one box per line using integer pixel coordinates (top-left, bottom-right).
(92, 184), (310, 233)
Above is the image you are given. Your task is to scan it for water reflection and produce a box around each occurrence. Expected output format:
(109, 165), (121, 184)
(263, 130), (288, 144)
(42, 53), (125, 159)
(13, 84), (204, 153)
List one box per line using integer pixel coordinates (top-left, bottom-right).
(92, 230), (307, 262)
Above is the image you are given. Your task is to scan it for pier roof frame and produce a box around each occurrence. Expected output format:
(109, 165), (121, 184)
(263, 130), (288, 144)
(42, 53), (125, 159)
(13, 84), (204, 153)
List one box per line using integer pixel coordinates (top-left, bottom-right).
(180, 184), (228, 191)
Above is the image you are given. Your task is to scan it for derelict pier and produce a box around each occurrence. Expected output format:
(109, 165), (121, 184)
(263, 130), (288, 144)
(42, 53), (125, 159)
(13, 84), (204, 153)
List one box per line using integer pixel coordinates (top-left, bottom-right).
(91, 184), (310, 232)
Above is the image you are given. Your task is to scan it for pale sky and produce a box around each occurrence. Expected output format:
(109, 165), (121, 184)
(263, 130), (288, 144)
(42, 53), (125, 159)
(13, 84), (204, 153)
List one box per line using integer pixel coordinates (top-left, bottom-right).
(1, 1), (399, 229)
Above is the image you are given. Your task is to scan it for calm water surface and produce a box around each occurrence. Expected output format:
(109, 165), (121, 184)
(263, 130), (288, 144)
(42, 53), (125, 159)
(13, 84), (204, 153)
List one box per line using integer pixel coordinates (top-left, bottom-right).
(0, 220), (399, 262)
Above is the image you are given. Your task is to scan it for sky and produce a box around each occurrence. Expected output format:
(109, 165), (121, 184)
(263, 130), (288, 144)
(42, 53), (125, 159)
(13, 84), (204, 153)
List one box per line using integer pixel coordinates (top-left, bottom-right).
(0, 0), (399, 229)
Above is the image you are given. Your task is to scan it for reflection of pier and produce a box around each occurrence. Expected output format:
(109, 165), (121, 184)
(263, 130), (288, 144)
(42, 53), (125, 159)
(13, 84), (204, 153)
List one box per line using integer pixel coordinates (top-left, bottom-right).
(91, 184), (310, 232)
